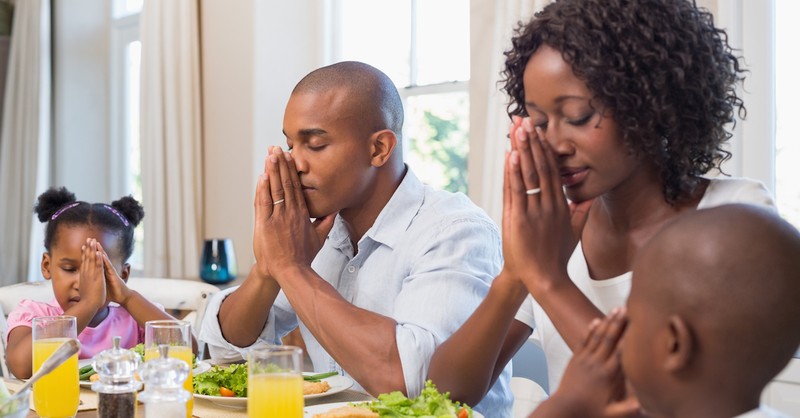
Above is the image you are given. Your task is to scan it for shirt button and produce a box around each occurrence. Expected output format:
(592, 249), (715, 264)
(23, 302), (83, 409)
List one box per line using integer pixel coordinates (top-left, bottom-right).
(347, 265), (356, 273)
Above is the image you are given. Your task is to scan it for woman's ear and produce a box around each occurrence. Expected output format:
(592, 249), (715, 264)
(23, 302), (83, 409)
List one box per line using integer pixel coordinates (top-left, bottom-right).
(369, 130), (397, 167)
(664, 314), (695, 372)
(41, 253), (52, 280)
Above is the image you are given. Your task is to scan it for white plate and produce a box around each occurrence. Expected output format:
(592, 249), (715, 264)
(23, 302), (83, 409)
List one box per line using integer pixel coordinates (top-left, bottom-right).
(193, 373), (354, 410)
(79, 360), (212, 388)
(303, 401), (484, 418)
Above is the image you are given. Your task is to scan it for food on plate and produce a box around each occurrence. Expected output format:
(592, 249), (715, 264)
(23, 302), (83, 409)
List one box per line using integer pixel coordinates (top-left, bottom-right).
(312, 405), (378, 418)
(192, 363), (336, 397)
(353, 380), (474, 418)
(304, 380), (331, 395)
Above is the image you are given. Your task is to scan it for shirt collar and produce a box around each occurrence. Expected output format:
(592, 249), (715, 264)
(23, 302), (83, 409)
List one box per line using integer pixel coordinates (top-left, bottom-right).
(327, 167), (424, 251)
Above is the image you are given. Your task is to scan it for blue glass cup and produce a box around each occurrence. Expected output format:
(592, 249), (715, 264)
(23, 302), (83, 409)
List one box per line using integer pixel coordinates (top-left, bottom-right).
(199, 238), (237, 284)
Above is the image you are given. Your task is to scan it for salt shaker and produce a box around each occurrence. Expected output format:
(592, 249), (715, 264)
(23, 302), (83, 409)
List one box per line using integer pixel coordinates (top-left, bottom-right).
(92, 336), (142, 418)
(137, 344), (191, 418)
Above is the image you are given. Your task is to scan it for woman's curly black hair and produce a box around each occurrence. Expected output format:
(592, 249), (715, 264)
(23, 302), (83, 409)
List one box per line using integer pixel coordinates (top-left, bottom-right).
(502, 0), (745, 204)
(33, 186), (145, 262)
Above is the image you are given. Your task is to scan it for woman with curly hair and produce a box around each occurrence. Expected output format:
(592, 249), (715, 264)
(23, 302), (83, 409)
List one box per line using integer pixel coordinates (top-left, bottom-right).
(427, 0), (775, 413)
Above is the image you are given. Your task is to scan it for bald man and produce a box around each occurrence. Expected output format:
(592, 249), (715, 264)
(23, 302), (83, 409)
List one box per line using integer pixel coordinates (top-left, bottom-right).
(200, 62), (512, 417)
(532, 203), (800, 418)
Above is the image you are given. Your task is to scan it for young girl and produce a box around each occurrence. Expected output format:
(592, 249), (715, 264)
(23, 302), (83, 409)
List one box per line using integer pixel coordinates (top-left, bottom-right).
(427, 0), (776, 410)
(5, 187), (179, 378)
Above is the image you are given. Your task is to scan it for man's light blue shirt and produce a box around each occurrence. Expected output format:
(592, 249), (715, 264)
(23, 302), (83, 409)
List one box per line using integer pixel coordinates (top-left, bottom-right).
(200, 169), (512, 417)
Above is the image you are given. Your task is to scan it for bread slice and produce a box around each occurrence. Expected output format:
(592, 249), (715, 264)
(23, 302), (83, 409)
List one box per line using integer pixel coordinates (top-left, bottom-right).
(311, 405), (378, 418)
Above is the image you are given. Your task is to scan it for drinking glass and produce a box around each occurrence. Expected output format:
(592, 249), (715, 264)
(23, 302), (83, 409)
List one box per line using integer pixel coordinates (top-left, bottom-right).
(248, 346), (304, 418)
(144, 320), (193, 418)
(31, 316), (79, 418)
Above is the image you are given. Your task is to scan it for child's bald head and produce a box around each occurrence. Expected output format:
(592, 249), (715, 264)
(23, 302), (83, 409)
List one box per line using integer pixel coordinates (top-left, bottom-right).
(624, 204), (800, 414)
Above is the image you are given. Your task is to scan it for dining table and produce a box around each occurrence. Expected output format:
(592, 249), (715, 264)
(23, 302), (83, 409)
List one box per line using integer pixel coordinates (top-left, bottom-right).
(4, 377), (373, 418)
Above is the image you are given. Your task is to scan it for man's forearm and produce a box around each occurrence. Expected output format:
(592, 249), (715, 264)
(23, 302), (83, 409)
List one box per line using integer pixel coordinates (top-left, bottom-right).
(218, 265), (282, 347)
(276, 265), (406, 396)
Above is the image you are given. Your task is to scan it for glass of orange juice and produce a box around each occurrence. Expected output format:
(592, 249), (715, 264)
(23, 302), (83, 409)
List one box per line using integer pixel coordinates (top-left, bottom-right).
(31, 316), (79, 418)
(248, 346), (304, 418)
(144, 320), (193, 418)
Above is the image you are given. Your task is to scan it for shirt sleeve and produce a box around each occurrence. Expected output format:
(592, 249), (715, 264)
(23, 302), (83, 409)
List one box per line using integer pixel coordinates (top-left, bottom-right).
(392, 217), (503, 398)
(5, 299), (61, 345)
(198, 285), (298, 362)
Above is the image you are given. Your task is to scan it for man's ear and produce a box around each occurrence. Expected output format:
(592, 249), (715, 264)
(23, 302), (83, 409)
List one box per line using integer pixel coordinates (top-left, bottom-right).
(664, 314), (695, 372)
(41, 253), (52, 281)
(369, 130), (397, 167)
(120, 263), (131, 282)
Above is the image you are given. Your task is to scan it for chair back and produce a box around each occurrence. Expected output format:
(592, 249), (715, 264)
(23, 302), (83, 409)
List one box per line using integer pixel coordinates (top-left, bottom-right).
(0, 278), (219, 377)
(511, 376), (549, 418)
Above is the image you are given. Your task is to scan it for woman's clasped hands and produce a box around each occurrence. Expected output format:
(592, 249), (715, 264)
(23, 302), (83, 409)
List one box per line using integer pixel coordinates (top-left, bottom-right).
(502, 116), (593, 296)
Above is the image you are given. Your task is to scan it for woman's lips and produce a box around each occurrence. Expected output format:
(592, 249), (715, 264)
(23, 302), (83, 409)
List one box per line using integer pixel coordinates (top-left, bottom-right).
(560, 168), (588, 187)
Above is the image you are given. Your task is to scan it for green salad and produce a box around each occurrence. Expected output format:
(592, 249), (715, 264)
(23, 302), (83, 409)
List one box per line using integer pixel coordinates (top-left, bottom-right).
(358, 380), (473, 418)
(193, 363), (249, 397)
(192, 363), (338, 398)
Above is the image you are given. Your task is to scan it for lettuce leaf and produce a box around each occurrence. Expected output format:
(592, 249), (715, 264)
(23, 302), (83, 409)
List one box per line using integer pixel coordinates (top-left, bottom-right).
(192, 363), (248, 397)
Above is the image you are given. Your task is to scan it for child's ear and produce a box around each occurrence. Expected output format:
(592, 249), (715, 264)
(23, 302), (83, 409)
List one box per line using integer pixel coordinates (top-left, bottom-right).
(41, 253), (52, 280)
(119, 263), (131, 282)
(664, 314), (694, 372)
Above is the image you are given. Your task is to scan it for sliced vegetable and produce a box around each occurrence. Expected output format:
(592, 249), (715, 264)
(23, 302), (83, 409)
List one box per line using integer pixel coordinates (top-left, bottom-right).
(303, 371), (338, 382)
(218, 387), (235, 397)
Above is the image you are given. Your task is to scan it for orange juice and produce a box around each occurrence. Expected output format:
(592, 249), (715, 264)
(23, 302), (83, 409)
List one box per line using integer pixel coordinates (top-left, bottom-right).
(32, 338), (79, 418)
(247, 373), (304, 417)
(145, 346), (193, 418)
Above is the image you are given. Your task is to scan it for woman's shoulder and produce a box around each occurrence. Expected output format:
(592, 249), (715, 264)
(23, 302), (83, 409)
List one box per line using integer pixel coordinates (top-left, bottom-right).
(699, 177), (776, 210)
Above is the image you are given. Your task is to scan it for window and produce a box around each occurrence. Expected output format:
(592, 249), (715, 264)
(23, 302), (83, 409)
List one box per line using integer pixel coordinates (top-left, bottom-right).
(110, 0), (143, 270)
(776, 0), (800, 228)
(328, 0), (470, 193)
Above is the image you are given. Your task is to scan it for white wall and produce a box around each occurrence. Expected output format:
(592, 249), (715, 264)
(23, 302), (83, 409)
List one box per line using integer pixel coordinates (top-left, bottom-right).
(201, 0), (324, 272)
(52, 0), (111, 203)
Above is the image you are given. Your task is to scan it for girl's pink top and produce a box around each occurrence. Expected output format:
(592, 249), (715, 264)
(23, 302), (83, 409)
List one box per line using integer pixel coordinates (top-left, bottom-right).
(5, 299), (150, 359)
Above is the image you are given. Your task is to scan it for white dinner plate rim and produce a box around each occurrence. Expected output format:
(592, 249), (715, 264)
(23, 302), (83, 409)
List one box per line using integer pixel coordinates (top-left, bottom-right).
(302, 401), (484, 418)
(193, 373), (354, 409)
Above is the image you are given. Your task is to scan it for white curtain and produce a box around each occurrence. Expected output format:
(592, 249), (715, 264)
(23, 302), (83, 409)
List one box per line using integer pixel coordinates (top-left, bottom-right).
(468, 0), (549, 224)
(0, 0), (51, 285)
(139, 0), (203, 277)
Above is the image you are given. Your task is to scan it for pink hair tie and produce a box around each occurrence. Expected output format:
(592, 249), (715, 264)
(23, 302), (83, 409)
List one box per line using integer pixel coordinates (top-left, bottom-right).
(50, 202), (80, 220)
(103, 204), (130, 227)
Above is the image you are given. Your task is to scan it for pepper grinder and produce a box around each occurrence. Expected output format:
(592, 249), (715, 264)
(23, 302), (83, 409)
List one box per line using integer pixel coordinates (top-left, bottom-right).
(137, 344), (191, 418)
(92, 336), (142, 418)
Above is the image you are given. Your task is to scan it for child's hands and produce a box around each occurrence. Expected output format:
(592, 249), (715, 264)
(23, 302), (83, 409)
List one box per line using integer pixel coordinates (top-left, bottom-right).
(96, 241), (133, 306)
(537, 308), (643, 418)
(79, 238), (107, 309)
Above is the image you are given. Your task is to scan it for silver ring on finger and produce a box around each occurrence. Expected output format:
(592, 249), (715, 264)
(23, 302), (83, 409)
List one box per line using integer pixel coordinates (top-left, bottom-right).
(272, 198), (285, 206)
(526, 187), (542, 196)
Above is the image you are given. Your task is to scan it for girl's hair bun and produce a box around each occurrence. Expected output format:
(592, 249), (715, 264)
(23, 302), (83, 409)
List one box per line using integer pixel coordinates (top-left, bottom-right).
(34, 187), (77, 223)
(111, 195), (145, 227)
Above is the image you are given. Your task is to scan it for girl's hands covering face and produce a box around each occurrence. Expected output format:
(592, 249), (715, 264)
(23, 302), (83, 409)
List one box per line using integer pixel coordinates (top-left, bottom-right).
(79, 238), (107, 309)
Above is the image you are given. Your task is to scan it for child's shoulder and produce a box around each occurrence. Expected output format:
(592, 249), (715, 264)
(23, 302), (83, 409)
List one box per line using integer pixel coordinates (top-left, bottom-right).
(6, 299), (63, 327)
